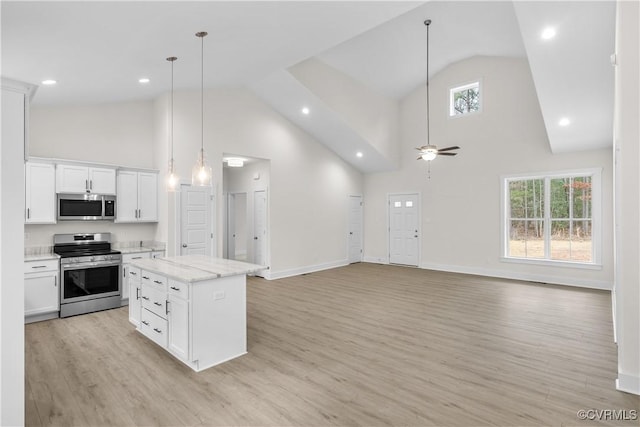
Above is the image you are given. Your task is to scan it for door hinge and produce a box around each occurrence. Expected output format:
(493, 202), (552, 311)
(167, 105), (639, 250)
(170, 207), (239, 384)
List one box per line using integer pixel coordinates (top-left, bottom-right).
(211, 233), (213, 238)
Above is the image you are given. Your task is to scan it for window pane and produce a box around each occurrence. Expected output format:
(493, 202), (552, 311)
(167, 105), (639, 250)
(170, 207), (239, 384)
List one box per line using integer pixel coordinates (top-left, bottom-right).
(450, 82), (480, 116)
(550, 178), (570, 218)
(572, 176), (592, 219)
(550, 220), (592, 262)
(508, 220), (544, 258)
(509, 179), (543, 218)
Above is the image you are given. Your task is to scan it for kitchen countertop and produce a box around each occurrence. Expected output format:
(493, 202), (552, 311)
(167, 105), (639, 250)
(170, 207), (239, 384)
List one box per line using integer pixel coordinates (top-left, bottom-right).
(118, 246), (165, 255)
(130, 255), (266, 283)
(24, 253), (59, 262)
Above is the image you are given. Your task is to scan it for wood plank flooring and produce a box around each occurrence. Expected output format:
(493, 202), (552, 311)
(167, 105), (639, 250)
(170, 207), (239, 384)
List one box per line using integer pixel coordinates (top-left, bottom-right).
(26, 263), (639, 426)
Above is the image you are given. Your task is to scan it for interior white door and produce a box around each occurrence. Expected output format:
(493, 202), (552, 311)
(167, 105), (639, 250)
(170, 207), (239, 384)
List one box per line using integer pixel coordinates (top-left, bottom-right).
(389, 193), (419, 266)
(180, 185), (212, 256)
(253, 190), (267, 270)
(226, 193), (236, 260)
(348, 195), (363, 263)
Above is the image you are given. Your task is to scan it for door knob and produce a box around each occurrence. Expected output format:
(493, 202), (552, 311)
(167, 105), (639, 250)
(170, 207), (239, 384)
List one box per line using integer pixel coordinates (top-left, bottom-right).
(182, 244), (187, 248)
(349, 232), (353, 235)
(254, 237), (258, 240)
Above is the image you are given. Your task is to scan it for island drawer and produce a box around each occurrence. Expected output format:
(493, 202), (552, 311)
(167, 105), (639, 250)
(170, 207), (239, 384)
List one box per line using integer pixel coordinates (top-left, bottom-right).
(141, 283), (167, 318)
(140, 270), (167, 290)
(140, 309), (167, 348)
(168, 279), (189, 300)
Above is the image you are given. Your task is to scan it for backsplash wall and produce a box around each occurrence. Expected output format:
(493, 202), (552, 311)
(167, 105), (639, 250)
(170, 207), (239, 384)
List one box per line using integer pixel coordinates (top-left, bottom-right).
(25, 222), (157, 249)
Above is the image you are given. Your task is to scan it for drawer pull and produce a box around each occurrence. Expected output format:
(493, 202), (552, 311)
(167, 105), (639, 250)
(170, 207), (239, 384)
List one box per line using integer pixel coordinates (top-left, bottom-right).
(132, 257), (143, 259)
(153, 328), (162, 334)
(142, 296), (150, 301)
(153, 302), (162, 307)
(129, 272), (137, 276)
(170, 286), (180, 291)
(142, 276), (150, 280)
(153, 280), (163, 285)
(142, 320), (150, 326)
(31, 265), (47, 269)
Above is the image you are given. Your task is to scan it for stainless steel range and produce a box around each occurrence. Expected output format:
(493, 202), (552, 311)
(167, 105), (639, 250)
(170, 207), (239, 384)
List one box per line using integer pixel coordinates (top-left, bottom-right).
(53, 233), (122, 318)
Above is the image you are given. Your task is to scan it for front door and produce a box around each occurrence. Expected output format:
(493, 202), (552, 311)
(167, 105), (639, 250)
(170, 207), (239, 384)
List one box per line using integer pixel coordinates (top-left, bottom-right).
(389, 193), (419, 266)
(348, 195), (363, 263)
(180, 185), (212, 256)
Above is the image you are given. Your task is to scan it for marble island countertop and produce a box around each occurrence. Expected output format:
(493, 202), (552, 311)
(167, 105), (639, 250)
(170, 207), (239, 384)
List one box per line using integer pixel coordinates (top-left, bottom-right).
(130, 255), (266, 283)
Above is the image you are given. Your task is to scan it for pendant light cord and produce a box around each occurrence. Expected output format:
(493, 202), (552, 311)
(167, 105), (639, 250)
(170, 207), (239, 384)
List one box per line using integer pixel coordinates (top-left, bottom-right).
(200, 32), (204, 164)
(171, 59), (174, 166)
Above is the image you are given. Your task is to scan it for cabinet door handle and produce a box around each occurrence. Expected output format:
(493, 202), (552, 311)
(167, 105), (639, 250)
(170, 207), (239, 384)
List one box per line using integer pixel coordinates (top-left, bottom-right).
(166, 300), (170, 315)
(170, 286), (180, 291)
(142, 320), (150, 326)
(153, 280), (163, 285)
(27, 208), (30, 219)
(138, 209), (142, 218)
(142, 296), (149, 301)
(54, 276), (57, 287)
(153, 328), (162, 334)
(85, 179), (89, 191)
(90, 180), (93, 190)
(153, 301), (162, 307)
(136, 288), (140, 300)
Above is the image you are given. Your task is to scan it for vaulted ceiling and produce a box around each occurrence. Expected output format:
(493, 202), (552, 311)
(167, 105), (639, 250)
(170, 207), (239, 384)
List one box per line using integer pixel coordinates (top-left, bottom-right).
(2, 1), (616, 172)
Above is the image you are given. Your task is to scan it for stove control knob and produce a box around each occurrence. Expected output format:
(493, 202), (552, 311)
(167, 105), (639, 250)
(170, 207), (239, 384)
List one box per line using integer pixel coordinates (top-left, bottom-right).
(91, 256), (96, 262)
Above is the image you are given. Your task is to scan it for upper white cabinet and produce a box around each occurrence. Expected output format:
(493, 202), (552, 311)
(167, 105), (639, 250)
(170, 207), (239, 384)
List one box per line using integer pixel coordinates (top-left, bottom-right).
(56, 164), (116, 194)
(25, 162), (56, 224)
(116, 170), (158, 222)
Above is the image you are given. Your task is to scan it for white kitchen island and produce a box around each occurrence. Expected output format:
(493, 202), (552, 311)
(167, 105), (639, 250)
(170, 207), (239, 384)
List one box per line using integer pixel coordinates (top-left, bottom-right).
(128, 255), (266, 372)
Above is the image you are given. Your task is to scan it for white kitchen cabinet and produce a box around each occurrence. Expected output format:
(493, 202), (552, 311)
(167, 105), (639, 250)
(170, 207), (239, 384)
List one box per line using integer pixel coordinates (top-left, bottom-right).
(25, 162), (56, 224)
(116, 170), (158, 222)
(24, 259), (59, 323)
(56, 164), (116, 194)
(128, 266), (142, 327)
(168, 292), (189, 361)
(121, 251), (151, 303)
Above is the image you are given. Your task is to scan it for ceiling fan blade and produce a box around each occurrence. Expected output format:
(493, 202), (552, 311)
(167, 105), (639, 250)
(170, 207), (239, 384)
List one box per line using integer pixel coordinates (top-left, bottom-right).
(438, 152), (457, 156)
(438, 146), (460, 152)
(415, 146), (428, 151)
(417, 156), (424, 160)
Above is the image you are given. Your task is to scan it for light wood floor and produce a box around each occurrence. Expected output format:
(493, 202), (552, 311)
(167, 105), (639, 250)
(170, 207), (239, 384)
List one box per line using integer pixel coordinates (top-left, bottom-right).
(26, 263), (639, 426)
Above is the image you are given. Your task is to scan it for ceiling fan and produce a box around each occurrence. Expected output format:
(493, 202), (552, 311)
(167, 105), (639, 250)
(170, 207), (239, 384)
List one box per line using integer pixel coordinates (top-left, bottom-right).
(415, 19), (461, 165)
(415, 144), (460, 161)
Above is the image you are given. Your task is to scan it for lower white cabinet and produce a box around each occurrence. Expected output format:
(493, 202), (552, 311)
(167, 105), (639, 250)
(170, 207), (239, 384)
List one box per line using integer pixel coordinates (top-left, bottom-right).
(122, 252), (151, 303)
(24, 259), (59, 323)
(168, 293), (189, 361)
(128, 266), (142, 327)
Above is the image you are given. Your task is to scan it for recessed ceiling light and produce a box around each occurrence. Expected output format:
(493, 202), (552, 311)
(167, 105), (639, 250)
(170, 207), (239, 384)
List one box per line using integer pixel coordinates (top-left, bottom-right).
(41, 79), (57, 85)
(301, 107), (310, 115)
(139, 78), (150, 84)
(541, 27), (556, 40)
(559, 117), (570, 127)
(356, 152), (363, 158)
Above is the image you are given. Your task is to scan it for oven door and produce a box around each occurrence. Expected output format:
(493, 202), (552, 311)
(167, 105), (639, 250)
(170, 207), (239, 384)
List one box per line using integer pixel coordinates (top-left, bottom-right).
(60, 261), (121, 304)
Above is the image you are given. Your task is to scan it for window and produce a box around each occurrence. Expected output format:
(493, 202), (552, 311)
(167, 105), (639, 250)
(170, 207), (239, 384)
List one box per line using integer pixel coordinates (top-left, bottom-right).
(449, 81), (480, 117)
(502, 169), (601, 266)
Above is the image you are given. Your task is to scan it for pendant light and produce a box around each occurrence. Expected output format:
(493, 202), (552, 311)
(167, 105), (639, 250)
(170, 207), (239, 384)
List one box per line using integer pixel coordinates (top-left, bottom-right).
(191, 31), (212, 186)
(166, 56), (179, 191)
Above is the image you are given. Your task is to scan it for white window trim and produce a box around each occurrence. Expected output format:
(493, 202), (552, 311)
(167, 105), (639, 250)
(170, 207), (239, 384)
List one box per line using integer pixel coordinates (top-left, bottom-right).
(449, 79), (482, 118)
(500, 168), (602, 269)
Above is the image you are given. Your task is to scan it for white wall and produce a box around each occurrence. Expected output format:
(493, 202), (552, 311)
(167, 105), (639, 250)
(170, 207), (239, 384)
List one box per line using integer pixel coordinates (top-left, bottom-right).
(153, 88), (363, 277)
(289, 58), (400, 166)
(613, 0), (640, 395)
(1, 82), (27, 426)
(364, 56), (614, 289)
(27, 100), (158, 247)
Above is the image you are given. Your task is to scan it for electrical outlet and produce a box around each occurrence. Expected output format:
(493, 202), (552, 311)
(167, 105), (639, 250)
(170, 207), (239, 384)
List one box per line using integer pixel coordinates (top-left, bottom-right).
(214, 291), (225, 301)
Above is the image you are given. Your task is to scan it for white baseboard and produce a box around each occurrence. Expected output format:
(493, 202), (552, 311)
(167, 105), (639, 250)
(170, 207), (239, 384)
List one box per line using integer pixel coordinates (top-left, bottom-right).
(266, 259), (350, 280)
(616, 373), (640, 395)
(363, 256), (388, 265)
(418, 261), (612, 291)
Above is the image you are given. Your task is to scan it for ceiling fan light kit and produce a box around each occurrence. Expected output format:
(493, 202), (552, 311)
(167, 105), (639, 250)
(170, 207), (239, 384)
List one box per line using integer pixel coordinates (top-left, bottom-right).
(415, 19), (460, 177)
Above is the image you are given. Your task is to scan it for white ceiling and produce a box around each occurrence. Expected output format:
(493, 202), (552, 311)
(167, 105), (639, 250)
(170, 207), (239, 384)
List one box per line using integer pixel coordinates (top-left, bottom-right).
(1, 1), (616, 165)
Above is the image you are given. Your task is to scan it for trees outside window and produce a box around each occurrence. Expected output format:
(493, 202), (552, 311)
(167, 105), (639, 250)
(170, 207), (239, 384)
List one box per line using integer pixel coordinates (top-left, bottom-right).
(450, 81), (480, 117)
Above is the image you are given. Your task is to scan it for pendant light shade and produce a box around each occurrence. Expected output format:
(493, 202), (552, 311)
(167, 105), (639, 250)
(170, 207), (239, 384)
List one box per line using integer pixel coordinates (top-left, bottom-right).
(167, 56), (179, 191)
(192, 31), (212, 187)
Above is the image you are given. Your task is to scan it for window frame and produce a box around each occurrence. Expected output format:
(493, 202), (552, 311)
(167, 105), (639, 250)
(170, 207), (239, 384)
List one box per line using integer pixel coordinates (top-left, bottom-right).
(500, 168), (602, 269)
(449, 79), (482, 118)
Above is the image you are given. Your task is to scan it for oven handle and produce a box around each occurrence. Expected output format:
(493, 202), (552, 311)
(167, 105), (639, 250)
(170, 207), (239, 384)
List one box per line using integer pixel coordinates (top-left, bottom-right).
(61, 261), (121, 271)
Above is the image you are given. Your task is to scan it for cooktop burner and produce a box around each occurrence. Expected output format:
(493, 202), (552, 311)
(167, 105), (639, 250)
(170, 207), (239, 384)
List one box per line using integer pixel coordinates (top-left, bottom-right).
(53, 232), (120, 258)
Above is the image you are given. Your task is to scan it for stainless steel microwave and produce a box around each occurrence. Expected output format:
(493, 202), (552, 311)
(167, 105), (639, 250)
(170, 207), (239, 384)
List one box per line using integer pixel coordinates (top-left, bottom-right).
(57, 194), (116, 221)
